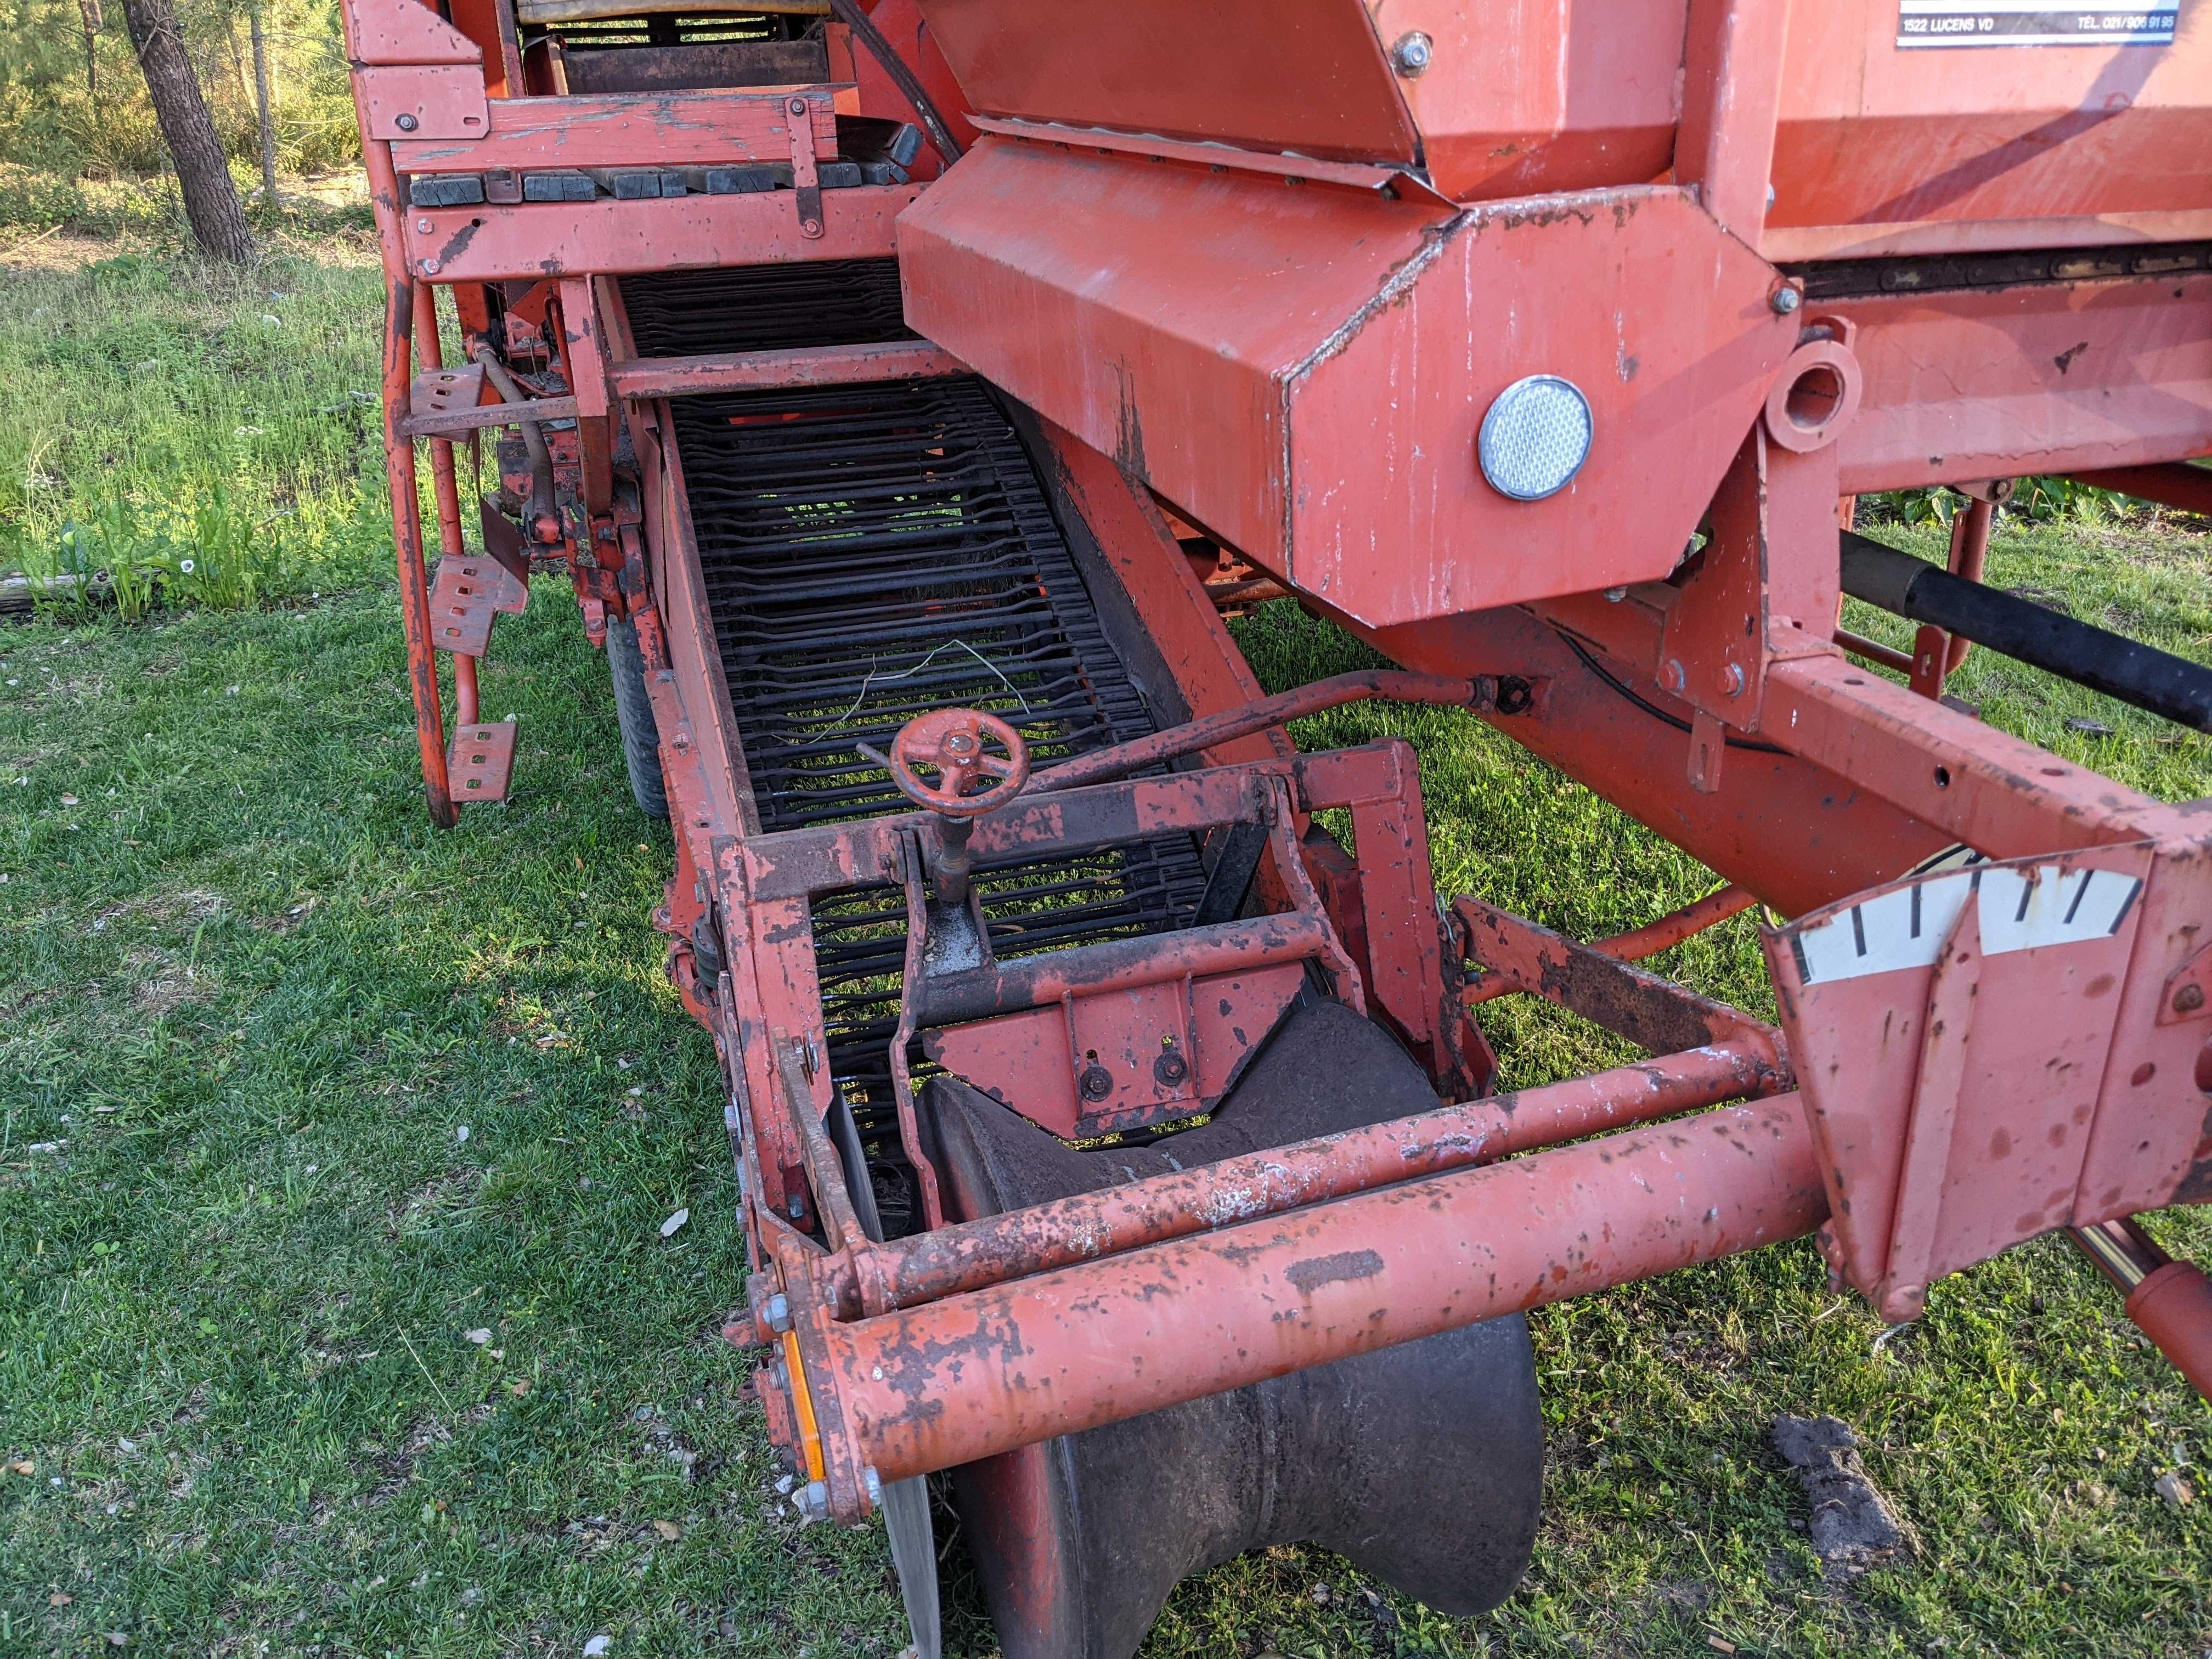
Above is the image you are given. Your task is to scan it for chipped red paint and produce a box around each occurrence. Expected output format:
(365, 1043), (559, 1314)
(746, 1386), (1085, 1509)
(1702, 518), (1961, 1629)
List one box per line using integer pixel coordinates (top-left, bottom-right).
(829, 1037), (1786, 1316)
(802, 1098), (1827, 1497)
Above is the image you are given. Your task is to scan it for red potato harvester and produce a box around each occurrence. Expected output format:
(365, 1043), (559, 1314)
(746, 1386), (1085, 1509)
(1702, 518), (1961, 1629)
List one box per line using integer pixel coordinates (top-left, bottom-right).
(341, 0), (2212, 1650)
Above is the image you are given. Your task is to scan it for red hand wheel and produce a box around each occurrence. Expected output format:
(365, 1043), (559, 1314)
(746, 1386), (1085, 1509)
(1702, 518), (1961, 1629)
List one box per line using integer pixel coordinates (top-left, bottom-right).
(885, 707), (1030, 817)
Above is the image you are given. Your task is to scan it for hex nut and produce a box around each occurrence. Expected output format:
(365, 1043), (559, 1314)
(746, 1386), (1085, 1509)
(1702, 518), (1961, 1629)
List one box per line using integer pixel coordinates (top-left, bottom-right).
(1153, 1048), (1190, 1087)
(1771, 284), (1803, 315)
(2175, 982), (2206, 1015)
(1390, 31), (1432, 76)
(1078, 1064), (1114, 1103)
(764, 1292), (792, 1333)
(395, 112), (419, 132)
(799, 1480), (830, 1521)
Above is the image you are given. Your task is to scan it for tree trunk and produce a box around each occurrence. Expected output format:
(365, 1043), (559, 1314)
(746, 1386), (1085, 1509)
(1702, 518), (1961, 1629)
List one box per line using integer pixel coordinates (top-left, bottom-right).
(119, 0), (254, 262)
(78, 0), (102, 96)
(250, 4), (278, 207)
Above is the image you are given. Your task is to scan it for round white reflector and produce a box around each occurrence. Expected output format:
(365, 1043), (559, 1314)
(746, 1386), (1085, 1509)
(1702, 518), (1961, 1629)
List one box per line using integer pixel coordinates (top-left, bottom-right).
(1476, 375), (1593, 502)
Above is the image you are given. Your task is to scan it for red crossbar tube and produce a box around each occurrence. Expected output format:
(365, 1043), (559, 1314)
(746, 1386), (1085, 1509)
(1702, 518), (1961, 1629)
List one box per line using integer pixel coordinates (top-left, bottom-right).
(1028, 670), (1479, 793)
(803, 1097), (1825, 1497)
(837, 1038), (1783, 1314)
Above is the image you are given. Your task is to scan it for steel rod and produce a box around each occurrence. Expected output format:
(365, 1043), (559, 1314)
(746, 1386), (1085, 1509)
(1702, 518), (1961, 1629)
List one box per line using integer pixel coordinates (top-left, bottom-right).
(1028, 670), (1478, 793)
(1835, 626), (1916, 674)
(1594, 884), (1757, 962)
(911, 910), (1334, 1025)
(856, 1040), (1782, 1312)
(413, 283), (479, 731)
(813, 1097), (1825, 1489)
(360, 134), (455, 828)
(1841, 532), (2212, 731)
(2069, 1218), (2212, 1401)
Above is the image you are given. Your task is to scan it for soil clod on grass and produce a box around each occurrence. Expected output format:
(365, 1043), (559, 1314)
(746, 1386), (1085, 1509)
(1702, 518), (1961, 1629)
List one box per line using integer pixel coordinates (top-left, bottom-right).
(1773, 1414), (1910, 1581)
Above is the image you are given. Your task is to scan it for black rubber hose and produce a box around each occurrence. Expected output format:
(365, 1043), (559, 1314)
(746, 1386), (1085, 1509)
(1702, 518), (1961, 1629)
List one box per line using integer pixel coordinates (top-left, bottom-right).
(827, 0), (965, 168)
(1840, 531), (2212, 732)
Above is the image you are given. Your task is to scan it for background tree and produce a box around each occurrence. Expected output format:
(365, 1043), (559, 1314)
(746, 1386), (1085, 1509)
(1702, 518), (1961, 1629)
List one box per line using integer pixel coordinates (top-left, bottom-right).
(248, 1), (276, 204)
(118, 0), (253, 259)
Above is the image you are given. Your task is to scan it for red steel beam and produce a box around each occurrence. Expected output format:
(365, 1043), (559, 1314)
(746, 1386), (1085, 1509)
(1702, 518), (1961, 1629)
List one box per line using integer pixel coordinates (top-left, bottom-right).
(400, 184), (922, 283)
(387, 87), (837, 173)
(608, 341), (964, 400)
(842, 1039), (1784, 1314)
(400, 393), (579, 439)
(1462, 885), (1761, 1009)
(803, 1097), (1826, 1494)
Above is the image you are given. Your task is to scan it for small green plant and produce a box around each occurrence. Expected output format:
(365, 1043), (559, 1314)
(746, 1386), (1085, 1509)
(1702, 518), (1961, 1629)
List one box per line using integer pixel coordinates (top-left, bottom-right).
(32, 485), (284, 620)
(1862, 476), (2130, 531)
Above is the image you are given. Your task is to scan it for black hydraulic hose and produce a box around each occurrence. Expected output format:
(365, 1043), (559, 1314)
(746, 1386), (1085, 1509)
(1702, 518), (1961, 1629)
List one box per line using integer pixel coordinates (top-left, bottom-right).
(1840, 531), (2212, 733)
(473, 346), (556, 536)
(827, 0), (966, 167)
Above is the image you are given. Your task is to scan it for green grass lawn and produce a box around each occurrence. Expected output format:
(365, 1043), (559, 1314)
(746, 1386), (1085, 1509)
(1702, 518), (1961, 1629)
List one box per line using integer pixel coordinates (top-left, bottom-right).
(3, 244), (2211, 1659)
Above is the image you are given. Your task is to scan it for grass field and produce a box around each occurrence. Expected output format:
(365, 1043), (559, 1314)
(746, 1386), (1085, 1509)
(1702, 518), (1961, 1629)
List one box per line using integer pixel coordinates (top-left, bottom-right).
(4, 244), (2211, 1659)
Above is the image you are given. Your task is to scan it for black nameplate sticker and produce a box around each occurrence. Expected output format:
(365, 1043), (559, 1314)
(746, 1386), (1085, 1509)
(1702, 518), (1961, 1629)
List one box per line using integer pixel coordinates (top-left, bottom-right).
(1898, 2), (2178, 46)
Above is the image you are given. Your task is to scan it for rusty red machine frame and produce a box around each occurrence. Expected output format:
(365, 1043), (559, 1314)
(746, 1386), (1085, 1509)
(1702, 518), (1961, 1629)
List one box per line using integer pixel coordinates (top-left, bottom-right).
(344, 0), (2212, 1647)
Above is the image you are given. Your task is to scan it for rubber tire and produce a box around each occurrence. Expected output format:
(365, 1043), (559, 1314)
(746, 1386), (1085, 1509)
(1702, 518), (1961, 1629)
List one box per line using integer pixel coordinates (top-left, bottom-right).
(606, 617), (669, 820)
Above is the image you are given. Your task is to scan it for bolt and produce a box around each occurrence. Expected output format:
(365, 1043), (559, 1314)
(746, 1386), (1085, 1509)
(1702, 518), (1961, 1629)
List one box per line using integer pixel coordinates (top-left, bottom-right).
(1770, 284), (1803, 316)
(394, 112), (419, 132)
(786, 1194), (805, 1221)
(862, 1466), (883, 1509)
(798, 1480), (830, 1521)
(416, 217), (433, 234)
(802, 218), (823, 237)
(1390, 31), (1432, 75)
(764, 1293), (792, 1333)
(789, 97), (809, 115)
(2176, 983), (2206, 1015)
(1078, 1064), (1114, 1103)
(1153, 1048), (1190, 1087)
(1661, 659), (1686, 694)
(1602, 586), (1627, 602)
(420, 258), (441, 276)
(1721, 663), (1747, 698)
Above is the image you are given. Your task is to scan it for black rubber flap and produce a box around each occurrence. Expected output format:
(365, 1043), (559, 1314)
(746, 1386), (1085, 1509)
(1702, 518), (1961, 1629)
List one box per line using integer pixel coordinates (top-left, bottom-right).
(928, 999), (1544, 1659)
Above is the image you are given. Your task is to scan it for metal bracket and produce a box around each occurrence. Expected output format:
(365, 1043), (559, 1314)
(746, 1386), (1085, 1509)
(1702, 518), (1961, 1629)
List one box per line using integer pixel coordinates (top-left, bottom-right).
(787, 95), (824, 239)
(428, 550), (529, 657)
(447, 719), (517, 804)
(410, 362), (483, 420)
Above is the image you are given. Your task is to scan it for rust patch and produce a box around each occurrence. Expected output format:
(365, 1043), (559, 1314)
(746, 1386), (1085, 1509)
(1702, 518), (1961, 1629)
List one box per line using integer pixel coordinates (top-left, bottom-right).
(1284, 1249), (1384, 1295)
(2173, 1102), (2212, 1204)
